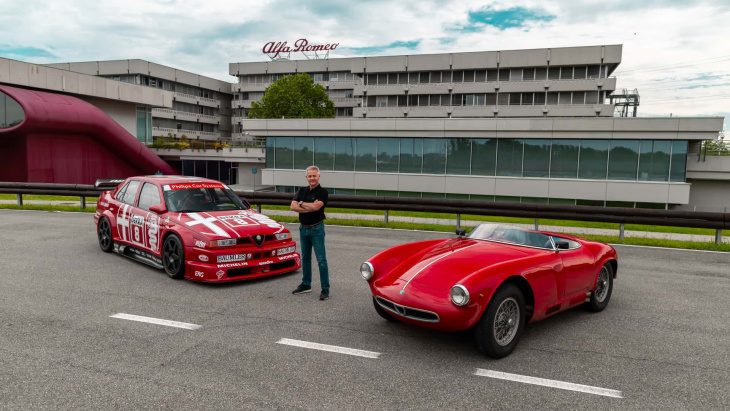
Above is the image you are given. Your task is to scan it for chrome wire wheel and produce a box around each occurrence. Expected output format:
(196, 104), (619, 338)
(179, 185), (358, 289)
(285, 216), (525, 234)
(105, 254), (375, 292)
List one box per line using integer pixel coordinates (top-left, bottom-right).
(494, 297), (520, 346)
(163, 237), (183, 274)
(595, 266), (610, 303)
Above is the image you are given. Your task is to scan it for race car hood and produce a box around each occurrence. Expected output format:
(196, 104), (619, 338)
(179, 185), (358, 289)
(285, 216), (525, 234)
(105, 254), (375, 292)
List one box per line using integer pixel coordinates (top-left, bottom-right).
(392, 239), (534, 291)
(167, 209), (287, 240)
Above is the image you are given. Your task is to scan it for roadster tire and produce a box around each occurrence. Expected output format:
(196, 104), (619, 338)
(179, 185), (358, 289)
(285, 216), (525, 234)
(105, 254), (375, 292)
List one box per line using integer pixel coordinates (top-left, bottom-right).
(163, 235), (186, 279)
(587, 263), (613, 312)
(97, 217), (114, 253)
(373, 298), (397, 322)
(475, 284), (526, 359)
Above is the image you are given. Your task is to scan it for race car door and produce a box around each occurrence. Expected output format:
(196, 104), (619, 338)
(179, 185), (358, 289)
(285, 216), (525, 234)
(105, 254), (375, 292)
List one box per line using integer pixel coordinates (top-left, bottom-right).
(127, 182), (164, 256)
(113, 179), (142, 245)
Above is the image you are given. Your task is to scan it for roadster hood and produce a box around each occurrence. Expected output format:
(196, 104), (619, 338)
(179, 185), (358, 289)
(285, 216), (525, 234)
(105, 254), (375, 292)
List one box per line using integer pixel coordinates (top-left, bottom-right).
(397, 239), (534, 291)
(168, 210), (286, 240)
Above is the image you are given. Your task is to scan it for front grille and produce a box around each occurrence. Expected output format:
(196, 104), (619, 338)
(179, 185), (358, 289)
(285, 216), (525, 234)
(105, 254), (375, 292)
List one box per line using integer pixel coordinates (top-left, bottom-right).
(270, 259), (296, 271)
(375, 296), (440, 323)
(237, 235), (276, 246)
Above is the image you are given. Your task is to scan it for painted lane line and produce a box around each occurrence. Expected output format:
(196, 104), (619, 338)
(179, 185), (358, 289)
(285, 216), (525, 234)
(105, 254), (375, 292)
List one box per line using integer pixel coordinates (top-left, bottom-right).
(110, 313), (202, 330)
(474, 369), (623, 398)
(276, 338), (380, 359)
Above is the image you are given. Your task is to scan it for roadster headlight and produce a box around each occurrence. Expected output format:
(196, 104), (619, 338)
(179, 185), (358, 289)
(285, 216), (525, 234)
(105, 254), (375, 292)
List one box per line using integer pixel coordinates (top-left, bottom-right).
(275, 232), (291, 241)
(360, 262), (374, 281)
(450, 284), (470, 306)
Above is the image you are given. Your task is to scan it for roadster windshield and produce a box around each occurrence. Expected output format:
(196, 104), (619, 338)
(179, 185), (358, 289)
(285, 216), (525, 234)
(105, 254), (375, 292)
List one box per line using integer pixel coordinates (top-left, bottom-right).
(468, 224), (554, 249)
(164, 187), (249, 213)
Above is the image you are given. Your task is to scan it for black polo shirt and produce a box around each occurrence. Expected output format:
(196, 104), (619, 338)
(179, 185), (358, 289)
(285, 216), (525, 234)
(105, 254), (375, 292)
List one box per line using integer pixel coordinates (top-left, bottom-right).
(293, 184), (328, 225)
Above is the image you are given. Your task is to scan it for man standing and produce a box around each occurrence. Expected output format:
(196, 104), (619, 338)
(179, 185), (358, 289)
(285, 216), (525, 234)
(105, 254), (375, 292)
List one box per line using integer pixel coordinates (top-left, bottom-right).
(290, 165), (330, 300)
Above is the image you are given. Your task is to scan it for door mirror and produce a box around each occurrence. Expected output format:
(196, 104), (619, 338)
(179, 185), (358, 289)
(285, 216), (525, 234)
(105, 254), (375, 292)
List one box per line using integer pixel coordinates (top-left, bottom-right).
(149, 204), (167, 214)
(455, 228), (466, 237)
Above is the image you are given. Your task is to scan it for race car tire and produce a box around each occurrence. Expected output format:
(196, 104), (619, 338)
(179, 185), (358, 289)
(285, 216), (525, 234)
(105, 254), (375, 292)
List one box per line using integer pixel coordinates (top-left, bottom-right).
(97, 217), (114, 253)
(373, 297), (397, 322)
(475, 284), (526, 359)
(587, 263), (613, 312)
(163, 234), (186, 279)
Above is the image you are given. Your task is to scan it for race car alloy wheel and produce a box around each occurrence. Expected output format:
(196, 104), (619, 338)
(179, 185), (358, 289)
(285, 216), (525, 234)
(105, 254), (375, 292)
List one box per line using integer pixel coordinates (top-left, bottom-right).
(163, 235), (186, 279)
(475, 284), (526, 359)
(372, 298), (397, 322)
(97, 217), (114, 253)
(587, 263), (614, 312)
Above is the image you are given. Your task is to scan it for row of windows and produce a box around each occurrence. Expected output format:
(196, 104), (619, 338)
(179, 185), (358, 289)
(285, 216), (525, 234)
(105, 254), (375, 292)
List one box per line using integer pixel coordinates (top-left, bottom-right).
(274, 186), (667, 209)
(172, 102), (216, 116)
(182, 160), (236, 185)
(153, 118), (216, 132)
(236, 90), (355, 101)
(0, 91), (24, 129)
(104, 75), (219, 99)
(366, 91), (607, 108)
(239, 72), (360, 84)
(266, 137), (688, 182)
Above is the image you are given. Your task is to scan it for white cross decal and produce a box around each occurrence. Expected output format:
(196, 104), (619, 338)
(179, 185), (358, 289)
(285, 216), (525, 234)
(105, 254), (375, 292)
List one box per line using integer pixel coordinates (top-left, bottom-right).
(116, 204), (131, 241)
(185, 213), (230, 238)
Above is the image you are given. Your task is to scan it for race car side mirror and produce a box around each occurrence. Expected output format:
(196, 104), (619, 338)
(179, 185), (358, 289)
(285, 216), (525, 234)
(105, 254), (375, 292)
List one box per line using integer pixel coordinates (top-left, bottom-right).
(455, 228), (467, 237)
(149, 204), (167, 214)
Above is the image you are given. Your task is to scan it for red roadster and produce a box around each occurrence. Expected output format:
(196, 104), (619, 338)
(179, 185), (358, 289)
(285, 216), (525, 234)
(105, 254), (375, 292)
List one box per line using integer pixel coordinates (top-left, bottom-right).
(360, 224), (617, 358)
(93, 176), (301, 282)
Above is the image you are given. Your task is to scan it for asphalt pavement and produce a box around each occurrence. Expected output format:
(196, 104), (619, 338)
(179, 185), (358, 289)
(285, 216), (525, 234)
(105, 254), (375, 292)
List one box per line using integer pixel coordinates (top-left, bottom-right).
(0, 209), (729, 410)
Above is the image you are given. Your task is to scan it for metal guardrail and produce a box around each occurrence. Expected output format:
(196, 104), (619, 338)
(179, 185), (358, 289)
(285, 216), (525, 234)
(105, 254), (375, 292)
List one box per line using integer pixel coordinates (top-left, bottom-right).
(1, 182), (728, 244)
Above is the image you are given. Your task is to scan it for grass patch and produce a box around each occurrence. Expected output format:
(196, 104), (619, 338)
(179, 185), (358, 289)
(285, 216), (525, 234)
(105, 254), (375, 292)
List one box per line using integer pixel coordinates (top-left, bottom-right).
(0, 204), (96, 213)
(0, 194), (98, 201)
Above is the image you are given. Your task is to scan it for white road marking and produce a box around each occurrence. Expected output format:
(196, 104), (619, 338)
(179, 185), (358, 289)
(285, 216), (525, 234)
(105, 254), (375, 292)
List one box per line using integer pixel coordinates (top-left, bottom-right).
(110, 313), (202, 330)
(276, 338), (380, 359)
(475, 369), (623, 398)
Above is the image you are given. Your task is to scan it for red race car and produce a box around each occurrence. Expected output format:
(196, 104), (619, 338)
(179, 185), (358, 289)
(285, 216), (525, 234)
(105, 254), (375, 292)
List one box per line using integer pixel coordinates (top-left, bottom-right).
(360, 224), (617, 358)
(94, 176), (301, 282)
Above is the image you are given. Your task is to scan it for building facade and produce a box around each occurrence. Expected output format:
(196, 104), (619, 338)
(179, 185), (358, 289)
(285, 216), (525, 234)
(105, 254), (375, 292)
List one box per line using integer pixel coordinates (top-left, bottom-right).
(46, 60), (234, 143)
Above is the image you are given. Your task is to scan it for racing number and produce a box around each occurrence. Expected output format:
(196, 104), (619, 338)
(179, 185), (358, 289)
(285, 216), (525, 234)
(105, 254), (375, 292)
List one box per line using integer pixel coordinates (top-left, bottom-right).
(134, 226), (141, 242)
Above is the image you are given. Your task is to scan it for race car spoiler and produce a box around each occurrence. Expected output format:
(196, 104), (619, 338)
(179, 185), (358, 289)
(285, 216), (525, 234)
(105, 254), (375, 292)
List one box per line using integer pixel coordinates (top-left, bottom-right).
(94, 178), (125, 189)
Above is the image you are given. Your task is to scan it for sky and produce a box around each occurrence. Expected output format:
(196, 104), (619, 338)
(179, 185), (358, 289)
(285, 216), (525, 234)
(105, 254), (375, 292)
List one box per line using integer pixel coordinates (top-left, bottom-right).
(1, 0), (728, 131)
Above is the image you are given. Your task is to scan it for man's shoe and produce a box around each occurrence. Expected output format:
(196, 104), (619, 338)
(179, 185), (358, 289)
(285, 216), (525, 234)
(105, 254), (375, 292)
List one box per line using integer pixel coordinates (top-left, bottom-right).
(292, 284), (312, 295)
(319, 289), (329, 301)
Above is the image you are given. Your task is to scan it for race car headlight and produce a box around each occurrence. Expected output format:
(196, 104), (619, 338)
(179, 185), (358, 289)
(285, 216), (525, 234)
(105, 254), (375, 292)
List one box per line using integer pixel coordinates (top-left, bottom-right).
(275, 232), (291, 241)
(450, 284), (470, 306)
(360, 262), (374, 281)
(212, 239), (237, 247)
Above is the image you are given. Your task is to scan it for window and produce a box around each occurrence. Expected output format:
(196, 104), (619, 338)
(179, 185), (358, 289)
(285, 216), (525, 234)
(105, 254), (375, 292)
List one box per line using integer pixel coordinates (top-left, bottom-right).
(275, 137), (294, 169)
(548, 67), (560, 80)
(559, 92), (572, 105)
(120, 180), (141, 206)
(334, 138), (355, 171)
(550, 140), (579, 178)
(523, 68), (535, 81)
(607, 140), (640, 180)
(487, 69), (498, 82)
(0, 91), (25, 129)
(496, 139), (523, 177)
(356, 138), (377, 172)
(578, 140), (609, 179)
(419, 72), (430, 83)
(431, 71), (442, 83)
(388, 73), (399, 84)
(560, 67), (573, 80)
(535, 67), (548, 80)
(498, 69), (510, 81)
(521, 93), (534, 105)
(422, 138), (446, 174)
(377, 138), (399, 172)
(137, 183), (161, 211)
(452, 71), (463, 82)
(265, 138), (275, 168)
(475, 70), (486, 82)
(510, 69), (522, 81)
(446, 138), (471, 175)
(464, 70), (475, 82)
(314, 137), (335, 170)
(523, 139), (550, 178)
(669, 141), (688, 182)
(400, 138), (423, 173)
(638, 140), (671, 181)
(509, 93), (521, 105)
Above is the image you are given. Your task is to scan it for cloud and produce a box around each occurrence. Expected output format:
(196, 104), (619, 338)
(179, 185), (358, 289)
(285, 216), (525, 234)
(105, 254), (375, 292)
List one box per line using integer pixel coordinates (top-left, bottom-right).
(0, 45), (56, 59)
(455, 6), (555, 32)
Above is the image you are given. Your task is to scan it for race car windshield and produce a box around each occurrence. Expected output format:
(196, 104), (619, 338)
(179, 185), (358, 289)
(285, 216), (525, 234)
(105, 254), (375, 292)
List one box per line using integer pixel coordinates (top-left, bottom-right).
(164, 187), (249, 213)
(468, 224), (554, 249)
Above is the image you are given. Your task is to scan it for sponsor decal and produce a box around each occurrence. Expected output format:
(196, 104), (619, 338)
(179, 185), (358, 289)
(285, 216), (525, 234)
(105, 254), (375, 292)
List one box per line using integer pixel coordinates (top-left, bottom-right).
(278, 253), (298, 261)
(195, 240), (206, 248)
(199, 254), (209, 262)
(165, 183), (225, 190)
(116, 205), (131, 241)
(217, 254), (249, 263)
(252, 234), (264, 247)
(216, 270), (225, 279)
(131, 215), (144, 225)
(194, 271), (204, 278)
(146, 214), (160, 252)
(258, 260), (274, 266)
(128, 247), (162, 264)
(185, 213), (231, 238)
(100, 201), (109, 207)
(277, 246), (296, 256)
(217, 262), (249, 268)
(262, 38), (339, 59)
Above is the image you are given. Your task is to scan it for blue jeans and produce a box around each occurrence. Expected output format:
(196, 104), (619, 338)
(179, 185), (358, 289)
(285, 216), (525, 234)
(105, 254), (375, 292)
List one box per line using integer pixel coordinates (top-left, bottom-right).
(299, 223), (329, 290)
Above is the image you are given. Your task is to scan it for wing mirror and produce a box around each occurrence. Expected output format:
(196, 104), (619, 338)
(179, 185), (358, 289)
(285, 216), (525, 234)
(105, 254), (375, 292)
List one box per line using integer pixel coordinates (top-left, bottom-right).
(149, 204), (167, 214)
(455, 228), (467, 237)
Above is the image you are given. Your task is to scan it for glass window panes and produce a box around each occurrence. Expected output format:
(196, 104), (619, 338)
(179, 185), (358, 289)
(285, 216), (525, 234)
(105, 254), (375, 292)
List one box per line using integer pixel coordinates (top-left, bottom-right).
(137, 183), (161, 211)
(377, 190), (399, 197)
(356, 138), (377, 172)
(446, 138), (471, 175)
(422, 138), (446, 174)
(471, 138), (497, 176)
(121, 180), (141, 205)
(550, 140), (579, 178)
(356, 189), (376, 196)
(638, 140), (671, 181)
(400, 138), (423, 173)
(206, 160), (219, 181)
(294, 137), (314, 170)
(608, 140), (640, 180)
(314, 137), (334, 170)
(274, 137), (293, 169)
(523, 139), (550, 178)
(496, 139), (523, 177)
(334, 137), (355, 171)
(377, 138), (399, 172)
(578, 140), (609, 179)
(670, 140), (688, 182)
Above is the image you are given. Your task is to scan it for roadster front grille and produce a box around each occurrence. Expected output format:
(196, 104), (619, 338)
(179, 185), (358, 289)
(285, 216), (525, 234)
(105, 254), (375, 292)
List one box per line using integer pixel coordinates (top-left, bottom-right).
(375, 296), (440, 323)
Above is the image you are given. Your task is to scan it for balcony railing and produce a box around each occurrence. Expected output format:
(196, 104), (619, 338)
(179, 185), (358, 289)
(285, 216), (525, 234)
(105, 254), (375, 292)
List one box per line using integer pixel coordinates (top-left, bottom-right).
(147, 135), (265, 150)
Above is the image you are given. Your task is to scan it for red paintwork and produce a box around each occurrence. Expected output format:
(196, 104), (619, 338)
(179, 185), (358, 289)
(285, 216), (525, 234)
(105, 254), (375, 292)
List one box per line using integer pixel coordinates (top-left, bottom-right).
(94, 175), (301, 282)
(366, 231), (617, 332)
(0, 85), (177, 184)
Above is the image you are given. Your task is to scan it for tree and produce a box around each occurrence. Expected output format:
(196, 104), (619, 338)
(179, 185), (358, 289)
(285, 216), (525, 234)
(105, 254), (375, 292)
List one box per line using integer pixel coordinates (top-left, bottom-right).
(248, 73), (335, 119)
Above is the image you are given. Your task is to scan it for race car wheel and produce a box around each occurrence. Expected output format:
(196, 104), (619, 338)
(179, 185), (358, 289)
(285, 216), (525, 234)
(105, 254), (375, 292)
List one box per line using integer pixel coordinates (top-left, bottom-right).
(163, 235), (186, 279)
(587, 263), (613, 312)
(373, 298), (397, 322)
(97, 217), (114, 253)
(475, 284), (525, 359)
